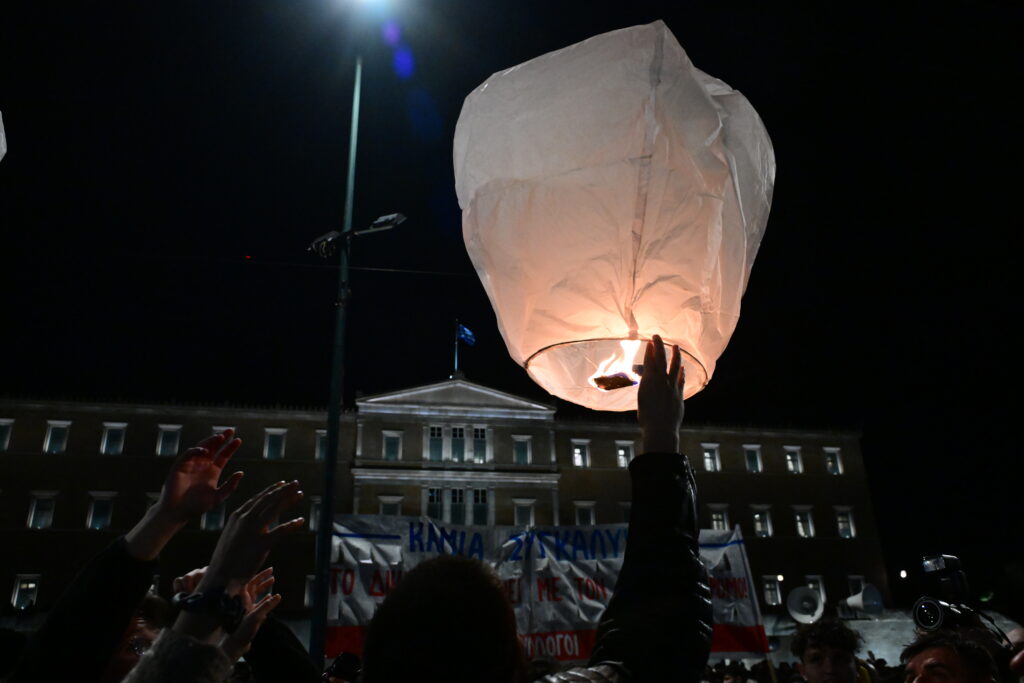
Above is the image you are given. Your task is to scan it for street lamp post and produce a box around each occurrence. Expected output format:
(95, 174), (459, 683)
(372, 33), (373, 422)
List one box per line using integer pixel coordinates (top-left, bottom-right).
(307, 210), (406, 664)
(308, 53), (362, 666)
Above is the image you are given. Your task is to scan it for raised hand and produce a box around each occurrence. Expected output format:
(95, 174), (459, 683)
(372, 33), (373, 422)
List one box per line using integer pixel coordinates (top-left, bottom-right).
(239, 567), (276, 613)
(196, 481), (305, 595)
(638, 335), (685, 454)
(125, 431), (244, 562)
(156, 430), (244, 525)
(220, 590), (282, 661)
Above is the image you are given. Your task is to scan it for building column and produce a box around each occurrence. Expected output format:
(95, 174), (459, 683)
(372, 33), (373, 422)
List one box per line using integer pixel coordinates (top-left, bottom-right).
(489, 485), (497, 526)
(551, 487), (560, 526)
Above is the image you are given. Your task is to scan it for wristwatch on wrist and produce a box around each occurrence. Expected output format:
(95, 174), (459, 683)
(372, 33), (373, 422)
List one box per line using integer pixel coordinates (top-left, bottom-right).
(172, 586), (244, 632)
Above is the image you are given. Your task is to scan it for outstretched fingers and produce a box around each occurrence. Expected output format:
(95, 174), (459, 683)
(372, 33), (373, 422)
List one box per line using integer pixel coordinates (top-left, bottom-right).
(220, 593), (282, 661)
(233, 481), (287, 517)
(252, 481), (301, 520)
(652, 334), (667, 371)
(195, 429), (232, 455)
(266, 517), (306, 541)
(668, 343), (681, 384)
(215, 471), (244, 504)
(213, 436), (242, 469)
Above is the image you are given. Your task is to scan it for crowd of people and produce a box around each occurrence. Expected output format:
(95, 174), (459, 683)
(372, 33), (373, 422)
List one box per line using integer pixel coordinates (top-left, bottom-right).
(1, 337), (1022, 682)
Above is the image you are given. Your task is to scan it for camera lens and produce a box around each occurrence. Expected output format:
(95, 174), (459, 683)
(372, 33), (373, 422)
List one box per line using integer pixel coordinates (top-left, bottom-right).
(913, 598), (944, 630)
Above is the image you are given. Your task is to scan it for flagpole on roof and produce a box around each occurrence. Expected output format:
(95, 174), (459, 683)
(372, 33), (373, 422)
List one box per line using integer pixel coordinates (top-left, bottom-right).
(453, 319), (460, 376)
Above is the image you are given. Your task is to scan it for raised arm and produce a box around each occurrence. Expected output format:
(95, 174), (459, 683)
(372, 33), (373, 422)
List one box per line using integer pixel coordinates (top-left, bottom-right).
(588, 336), (713, 682)
(11, 430), (245, 683)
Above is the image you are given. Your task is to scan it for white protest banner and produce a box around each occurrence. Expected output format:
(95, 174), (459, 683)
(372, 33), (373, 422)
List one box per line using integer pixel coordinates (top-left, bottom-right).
(325, 516), (766, 662)
(700, 526), (770, 657)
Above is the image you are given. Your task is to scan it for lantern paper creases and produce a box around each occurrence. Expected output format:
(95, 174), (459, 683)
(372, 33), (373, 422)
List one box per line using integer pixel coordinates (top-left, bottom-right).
(454, 20), (775, 411)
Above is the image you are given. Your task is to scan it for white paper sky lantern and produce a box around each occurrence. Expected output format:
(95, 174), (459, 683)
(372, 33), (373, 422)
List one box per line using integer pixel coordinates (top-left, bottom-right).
(454, 20), (775, 411)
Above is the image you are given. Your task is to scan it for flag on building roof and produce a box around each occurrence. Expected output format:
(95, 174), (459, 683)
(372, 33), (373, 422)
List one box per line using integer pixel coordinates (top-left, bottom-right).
(457, 324), (476, 346)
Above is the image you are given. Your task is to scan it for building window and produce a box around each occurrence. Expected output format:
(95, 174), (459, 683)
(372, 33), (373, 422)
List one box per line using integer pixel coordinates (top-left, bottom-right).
(572, 440), (591, 467)
(806, 575), (826, 603)
(156, 425), (181, 457)
(27, 494), (56, 529)
(87, 493), (115, 530)
(0, 419), (13, 451)
(379, 495), (403, 516)
(428, 426), (443, 462)
(315, 430), (327, 460)
(825, 448), (844, 475)
(835, 508), (856, 538)
(201, 503), (226, 531)
(305, 575), (315, 607)
(44, 421), (71, 454)
(744, 445), (762, 473)
(784, 447), (803, 474)
(450, 427), (466, 463)
(752, 507), (773, 538)
(616, 441), (634, 468)
(763, 576), (781, 606)
(427, 488), (443, 520)
(449, 489), (466, 524)
(12, 575), (40, 609)
(472, 489), (488, 525)
(100, 423), (127, 455)
(709, 505), (730, 531)
(382, 431), (402, 461)
(512, 436), (531, 465)
(794, 508), (815, 538)
(264, 429), (286, 460)
(472, 427), (488, 463)
(308, 497), (321, 532)
(575, 501), (596, 526)
(701, 443), (721, 472)
(513, 499), (535, 527)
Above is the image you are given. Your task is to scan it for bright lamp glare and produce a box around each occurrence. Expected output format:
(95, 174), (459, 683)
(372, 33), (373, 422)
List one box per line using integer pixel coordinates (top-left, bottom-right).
(776, 574), (785, 582)
(900, 569), (908, 579)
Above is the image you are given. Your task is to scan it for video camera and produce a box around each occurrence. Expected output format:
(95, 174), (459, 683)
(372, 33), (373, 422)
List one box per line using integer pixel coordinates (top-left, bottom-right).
(912, 554), (979, 631)
(912, 555), (1012, 649)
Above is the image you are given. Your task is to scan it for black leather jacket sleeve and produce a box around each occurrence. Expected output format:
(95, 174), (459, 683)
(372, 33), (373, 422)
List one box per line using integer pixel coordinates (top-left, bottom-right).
(586, 452), (713, 682)
(9, 536), (157, 683)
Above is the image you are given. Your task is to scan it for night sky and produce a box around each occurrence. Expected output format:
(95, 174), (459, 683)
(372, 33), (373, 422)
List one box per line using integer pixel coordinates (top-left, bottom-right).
(1, 3), (1020, 610)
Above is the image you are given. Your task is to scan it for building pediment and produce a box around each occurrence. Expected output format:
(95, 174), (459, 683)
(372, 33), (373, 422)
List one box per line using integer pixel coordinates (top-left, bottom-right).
(357, 379), (555, 421)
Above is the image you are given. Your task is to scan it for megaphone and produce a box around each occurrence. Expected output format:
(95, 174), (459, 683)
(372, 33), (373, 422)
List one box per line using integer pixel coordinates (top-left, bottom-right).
(786, 586), (824, 624)
(844, 584), (883, 615)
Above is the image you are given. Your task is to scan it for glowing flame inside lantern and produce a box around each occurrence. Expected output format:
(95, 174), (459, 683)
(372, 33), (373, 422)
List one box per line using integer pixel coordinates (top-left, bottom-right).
(588, 340), (643, 391)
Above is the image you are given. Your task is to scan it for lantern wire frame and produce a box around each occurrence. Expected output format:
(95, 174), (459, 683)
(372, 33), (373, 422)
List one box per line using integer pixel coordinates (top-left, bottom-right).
(525, 337), (707, 412)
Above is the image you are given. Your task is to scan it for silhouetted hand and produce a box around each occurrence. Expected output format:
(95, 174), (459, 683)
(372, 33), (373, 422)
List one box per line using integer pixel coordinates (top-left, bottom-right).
(638, 335), (684, 454)
(197, 481), (304, 595)
(220, 590), (282, 661)
(157, 429), (244, 525)
(125, 430), (244, 561)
